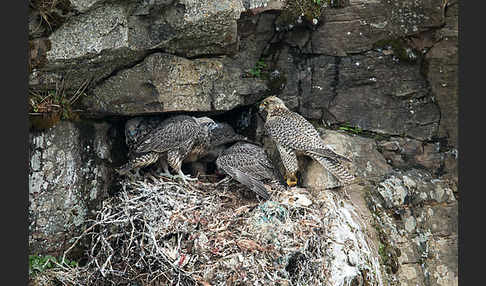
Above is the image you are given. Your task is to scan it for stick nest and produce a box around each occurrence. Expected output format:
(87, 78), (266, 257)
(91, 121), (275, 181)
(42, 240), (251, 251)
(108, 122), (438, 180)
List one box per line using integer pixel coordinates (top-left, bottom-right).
(31, 175), (382, 286)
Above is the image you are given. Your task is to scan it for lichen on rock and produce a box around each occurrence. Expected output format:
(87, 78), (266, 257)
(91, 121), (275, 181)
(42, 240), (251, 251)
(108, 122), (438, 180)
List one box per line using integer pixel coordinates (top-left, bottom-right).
(29, 121), (113, 258)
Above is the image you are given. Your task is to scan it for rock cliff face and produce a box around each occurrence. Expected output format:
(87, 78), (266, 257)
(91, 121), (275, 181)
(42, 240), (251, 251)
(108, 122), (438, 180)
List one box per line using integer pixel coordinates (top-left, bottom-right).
(29, 120), (120, 257)
(29, 0), (458, 285)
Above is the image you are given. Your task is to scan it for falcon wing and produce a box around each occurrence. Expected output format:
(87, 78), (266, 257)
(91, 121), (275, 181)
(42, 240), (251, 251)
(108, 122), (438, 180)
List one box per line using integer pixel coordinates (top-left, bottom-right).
(266, 113), (350, 162)
(308, 153), (355, 184)
(265, 113), (317, 148)
(226, 165), (270, 200)
(133, 116), (199, 154)
(306, 147), (352, 162)
(216, 151), (271, 200)
(228, 142), (285, 181)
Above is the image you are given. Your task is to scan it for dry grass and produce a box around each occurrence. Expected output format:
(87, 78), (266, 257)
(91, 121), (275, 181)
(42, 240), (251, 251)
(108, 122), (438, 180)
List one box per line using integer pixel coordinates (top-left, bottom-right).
(29, 0), (68, 32)
(29, 76), (91, 119)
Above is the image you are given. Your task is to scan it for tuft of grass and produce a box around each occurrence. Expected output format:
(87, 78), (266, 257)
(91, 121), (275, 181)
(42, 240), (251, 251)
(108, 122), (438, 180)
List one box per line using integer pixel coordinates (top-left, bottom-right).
(338, 121), (363, 135)
(29, 77), (91, 119)
(29, 0), (70, 32)
(29, 76), (91, 130)
(275, 0), (325, 31)
(373, 37), (419, 62)
(243, 58), (267, 78)
(29, 254), (77, 277)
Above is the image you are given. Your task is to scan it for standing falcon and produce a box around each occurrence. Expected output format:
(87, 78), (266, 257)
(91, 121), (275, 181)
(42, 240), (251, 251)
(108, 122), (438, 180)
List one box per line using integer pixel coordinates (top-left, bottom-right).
(259, 96), (355, 186)
(117, 115), (216, 184)
(216, 141), (289, 200)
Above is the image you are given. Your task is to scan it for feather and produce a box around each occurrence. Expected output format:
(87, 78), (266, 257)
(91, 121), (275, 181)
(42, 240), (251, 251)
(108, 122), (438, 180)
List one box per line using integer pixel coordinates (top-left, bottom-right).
(216, 141), (288, 200)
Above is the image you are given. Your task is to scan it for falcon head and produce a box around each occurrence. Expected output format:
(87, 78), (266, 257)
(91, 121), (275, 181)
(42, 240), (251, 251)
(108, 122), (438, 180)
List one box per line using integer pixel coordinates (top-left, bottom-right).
(125, 117), (144, 137)
(125, 117), (148, 146)
(194, 116), (217, 131)
(208, 121), (246, 146)
(259, 96), (287, 114)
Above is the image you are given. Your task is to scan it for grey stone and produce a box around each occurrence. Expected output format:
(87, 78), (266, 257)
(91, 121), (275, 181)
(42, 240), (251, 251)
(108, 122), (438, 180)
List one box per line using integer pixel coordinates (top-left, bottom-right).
(29, 121), (113, 258)
(310, 0), (446, 56)
(365, 169), (457, 285)
(330, 51), (439, 140)
(232, 11), (278, 72)
(127, 0), (245, 57)
(29, 0), (256, 91)
(47, 3), (129, 61)
(272, 50), (440, 141)
(377, 136), (458, 184)
(82, 53), (266, 115)
(242, 0), (283, 10)
(45, 0), (247, 61)
(425, 36), (458, 147)
(69, 0), (105, 13)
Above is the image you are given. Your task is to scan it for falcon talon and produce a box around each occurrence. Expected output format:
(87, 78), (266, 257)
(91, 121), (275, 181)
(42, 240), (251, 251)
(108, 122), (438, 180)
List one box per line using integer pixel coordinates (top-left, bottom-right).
(286, 177), (298, 187)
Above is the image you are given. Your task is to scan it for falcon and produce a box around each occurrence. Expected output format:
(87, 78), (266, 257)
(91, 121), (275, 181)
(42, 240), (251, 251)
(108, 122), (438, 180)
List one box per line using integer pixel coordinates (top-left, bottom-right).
(259, 96), (355, 186)
(124, 116), (163, 151)
(185, 120), (247, 177)
(196, 121), (247, 162)
(208, 121), (246, 148)
(117, 114), (216, 184)
(216, 141), (289, 200)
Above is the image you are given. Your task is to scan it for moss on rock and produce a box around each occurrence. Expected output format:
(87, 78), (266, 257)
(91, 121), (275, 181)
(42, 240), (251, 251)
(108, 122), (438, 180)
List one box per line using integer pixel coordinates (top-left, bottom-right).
(373, 37), (419, 62)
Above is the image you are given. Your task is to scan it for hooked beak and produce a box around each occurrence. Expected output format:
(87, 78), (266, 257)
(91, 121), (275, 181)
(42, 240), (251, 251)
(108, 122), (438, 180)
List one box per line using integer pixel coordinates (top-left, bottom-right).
(210, 122), (218, 130)
(207, 121), (218, 131)
(258, 104), (264, 113)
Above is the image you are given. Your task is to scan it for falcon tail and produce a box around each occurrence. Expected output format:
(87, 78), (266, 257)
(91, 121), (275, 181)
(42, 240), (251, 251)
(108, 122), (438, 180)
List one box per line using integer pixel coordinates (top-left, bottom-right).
(116, 152), (160, 175)
(234, 171), (271, 200)
(309, 154), (355, 184)
(308, 147), (352, 163)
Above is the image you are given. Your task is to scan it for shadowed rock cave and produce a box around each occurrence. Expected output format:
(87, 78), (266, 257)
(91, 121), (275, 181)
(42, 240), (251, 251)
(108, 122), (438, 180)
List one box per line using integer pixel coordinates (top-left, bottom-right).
(105, 104), (264, 194)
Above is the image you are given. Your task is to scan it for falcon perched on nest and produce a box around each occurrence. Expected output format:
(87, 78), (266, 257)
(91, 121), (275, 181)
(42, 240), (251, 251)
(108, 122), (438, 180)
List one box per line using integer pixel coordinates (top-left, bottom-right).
(259, 96), (355, 186)
(117, 115), (217, 184)
(216, 141), (289, 200)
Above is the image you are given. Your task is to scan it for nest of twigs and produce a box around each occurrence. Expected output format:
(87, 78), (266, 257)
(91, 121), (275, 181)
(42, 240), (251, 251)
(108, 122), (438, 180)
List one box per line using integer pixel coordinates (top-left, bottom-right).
(31, 174), (383, 286)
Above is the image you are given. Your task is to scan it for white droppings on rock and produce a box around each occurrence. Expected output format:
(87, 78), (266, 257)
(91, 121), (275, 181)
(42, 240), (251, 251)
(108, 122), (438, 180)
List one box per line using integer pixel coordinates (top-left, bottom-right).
(322, 192), (384, 286)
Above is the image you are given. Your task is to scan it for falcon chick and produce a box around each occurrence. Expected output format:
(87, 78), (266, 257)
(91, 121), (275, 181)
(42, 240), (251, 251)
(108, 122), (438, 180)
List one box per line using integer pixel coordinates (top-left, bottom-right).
(209, 121), (247, 147)
(124, 116), (163, 150)
(197, 121), (247, 162)
(216, 141), (289, 200)
(259, 96), (355, 186)
(117, 115), (216, 184)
